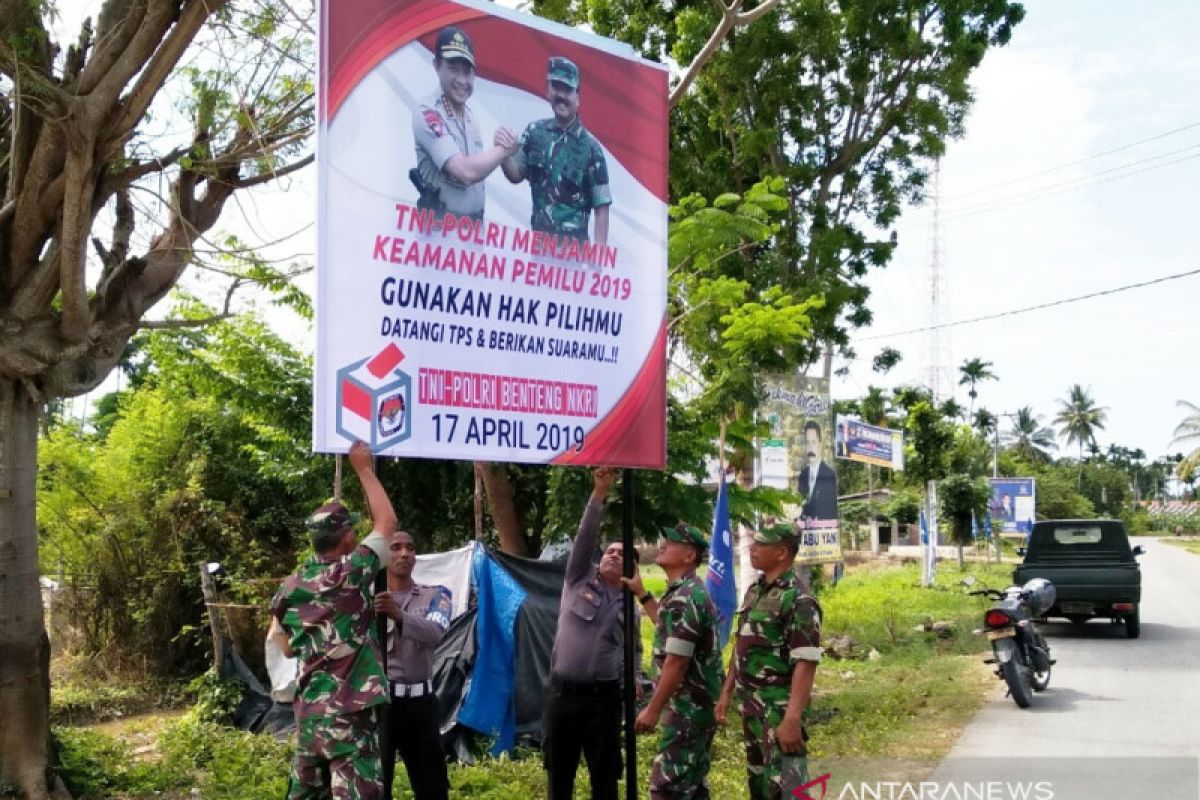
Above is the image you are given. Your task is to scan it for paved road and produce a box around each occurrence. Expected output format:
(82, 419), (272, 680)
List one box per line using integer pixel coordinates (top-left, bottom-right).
(932, 537), (1200, 798)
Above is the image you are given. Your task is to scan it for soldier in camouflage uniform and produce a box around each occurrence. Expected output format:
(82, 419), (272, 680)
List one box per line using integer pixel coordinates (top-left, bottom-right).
(624, 523), (722, 799)
(501, 56), (611, 245)
(270, 441), (398, 800)
(715, 523), (822, 800)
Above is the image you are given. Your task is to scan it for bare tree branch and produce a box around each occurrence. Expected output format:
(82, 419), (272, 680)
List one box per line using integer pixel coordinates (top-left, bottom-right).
(105, 0), (232, 148)
(670, 0), (783, 109)
(232, 153), (313, 189)
(139, 313), (234, 330)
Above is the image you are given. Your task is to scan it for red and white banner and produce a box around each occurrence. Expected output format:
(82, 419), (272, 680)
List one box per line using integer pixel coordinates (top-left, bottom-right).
(313, 0), (668, 468)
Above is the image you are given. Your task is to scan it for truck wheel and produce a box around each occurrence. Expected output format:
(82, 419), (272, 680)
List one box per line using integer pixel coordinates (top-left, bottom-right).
(1001, 659), (1033, 708)
(1125, 606), (1140, 639)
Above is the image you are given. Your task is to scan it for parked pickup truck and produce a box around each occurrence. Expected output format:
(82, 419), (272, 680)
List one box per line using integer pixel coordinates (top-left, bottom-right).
(1013, 519), (1144, 638)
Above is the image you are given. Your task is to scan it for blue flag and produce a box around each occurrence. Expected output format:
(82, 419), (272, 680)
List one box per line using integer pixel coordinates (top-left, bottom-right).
(705, 473), (738, 649)
(919, 509), (929, 545)
(982, 514), (993, 540)
(971, 509), (979, 542)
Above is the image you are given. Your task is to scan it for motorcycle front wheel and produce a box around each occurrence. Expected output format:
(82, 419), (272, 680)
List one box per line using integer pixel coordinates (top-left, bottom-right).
(1030, 665), (1051, 692)
(1001, 659), (1033, 708)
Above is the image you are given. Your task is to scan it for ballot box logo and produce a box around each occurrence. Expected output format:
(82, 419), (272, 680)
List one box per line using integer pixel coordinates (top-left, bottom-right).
(336, 343), (413, 449)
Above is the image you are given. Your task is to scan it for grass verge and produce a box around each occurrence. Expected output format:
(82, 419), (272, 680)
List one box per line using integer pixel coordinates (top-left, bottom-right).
(53, 559), (1013, 799)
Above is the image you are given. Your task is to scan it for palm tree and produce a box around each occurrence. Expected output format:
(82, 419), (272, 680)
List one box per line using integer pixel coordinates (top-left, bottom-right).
(973, 408), (998, 437)
(939, 397), (966, 422)
(958, 358), (998, 415)
(1171, 400), (1200, 481)
(1005, 406), (1057, 464)
(1054, 385), (1107, 486)
(860, 386), (889, 426)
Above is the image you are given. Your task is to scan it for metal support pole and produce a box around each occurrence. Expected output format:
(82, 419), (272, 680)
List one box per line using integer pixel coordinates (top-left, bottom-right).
(621, 467), (638, 800)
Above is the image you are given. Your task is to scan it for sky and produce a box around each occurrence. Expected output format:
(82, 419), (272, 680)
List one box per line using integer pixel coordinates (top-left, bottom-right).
(56, 1), (1200, 462)
(834, 0), (1200, 462)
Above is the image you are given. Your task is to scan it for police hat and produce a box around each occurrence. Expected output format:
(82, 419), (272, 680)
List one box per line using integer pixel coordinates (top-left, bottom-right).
(436, 26), (475, 66)
(547, 56), (579, 89)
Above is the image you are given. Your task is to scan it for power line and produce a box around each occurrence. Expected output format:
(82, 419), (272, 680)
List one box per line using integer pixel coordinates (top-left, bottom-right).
(939, 146), (1200, 223)
(860, 265), (1200, 341)
(945, 119), (1200, 202)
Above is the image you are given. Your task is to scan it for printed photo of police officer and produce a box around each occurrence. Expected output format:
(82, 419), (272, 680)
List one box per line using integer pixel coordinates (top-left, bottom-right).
(410, 26), (519, 220)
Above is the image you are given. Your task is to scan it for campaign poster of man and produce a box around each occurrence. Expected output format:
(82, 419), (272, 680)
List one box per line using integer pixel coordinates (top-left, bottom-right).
(989, 477), (1036, 534)
(760, 375), (842, 564)
(314, 0), (669, 468)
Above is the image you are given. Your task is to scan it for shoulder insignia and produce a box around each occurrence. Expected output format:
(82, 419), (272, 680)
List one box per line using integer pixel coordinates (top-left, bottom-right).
(423, 108), (444, 136)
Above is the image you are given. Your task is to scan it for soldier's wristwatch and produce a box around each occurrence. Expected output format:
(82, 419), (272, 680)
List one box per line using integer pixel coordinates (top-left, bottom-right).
(638, 592), (653, 605)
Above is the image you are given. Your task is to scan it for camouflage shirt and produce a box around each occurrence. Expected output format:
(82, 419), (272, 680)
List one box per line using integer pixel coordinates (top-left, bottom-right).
(652, 573), (722, 716)
(271, 532), (390, 718)
(512, 116), (611, 239)
(732, 568), (822, 697)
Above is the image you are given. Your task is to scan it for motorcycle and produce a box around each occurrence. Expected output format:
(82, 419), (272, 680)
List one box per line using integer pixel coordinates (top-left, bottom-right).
(963, 576), (1056, 708)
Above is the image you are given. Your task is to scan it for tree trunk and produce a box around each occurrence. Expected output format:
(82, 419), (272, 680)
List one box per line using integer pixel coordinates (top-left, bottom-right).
(475, 461), (526, 555)
(0, 378), (52, 799)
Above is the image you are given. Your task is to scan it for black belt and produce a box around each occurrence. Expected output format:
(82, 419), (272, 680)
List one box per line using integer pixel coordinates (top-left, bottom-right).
(552, 676), (620, 697)
(391, 680), (433, 698)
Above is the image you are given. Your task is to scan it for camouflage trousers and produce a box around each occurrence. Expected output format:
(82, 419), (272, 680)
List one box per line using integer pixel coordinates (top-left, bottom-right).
(288, 707), (383, 800)
(649, 705), (715, 799)
(738, 692), (808, 800)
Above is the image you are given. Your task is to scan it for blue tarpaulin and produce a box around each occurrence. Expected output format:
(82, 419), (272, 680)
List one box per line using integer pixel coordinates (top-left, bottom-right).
(457, 547), (528, 755)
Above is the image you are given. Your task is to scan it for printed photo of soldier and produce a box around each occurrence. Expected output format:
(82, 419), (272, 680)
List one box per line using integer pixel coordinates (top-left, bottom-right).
(411, 26), (519, 220)
(501, 56), (612, 246)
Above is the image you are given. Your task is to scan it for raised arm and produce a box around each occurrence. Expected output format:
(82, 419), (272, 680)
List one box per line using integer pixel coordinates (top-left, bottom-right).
(565, 467), (615, 583)
(348, 441), (396, 552)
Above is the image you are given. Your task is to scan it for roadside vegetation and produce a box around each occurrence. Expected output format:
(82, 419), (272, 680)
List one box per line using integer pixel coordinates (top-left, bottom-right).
(50, 561), (1011, 799)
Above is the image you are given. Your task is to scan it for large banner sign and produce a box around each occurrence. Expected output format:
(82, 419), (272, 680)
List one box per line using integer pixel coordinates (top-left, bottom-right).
(834, 414), (905, 470)
(313, 0), (669, 467)
(761, 375), (842, 565)
(989, 478), (1036, 534)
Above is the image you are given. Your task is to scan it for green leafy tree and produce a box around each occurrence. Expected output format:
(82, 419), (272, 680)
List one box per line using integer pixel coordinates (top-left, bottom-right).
(38, 315), (328, 669)
(938, 473), (991, 564)
(860, 386), (890, 426)
(958, 357), (997, 415)
(536, 0), (1024, 364)
(1004, 406), (1057, 464)
(1171, 400), (1200, 481)
(1035, 466), (1096, 520)
(939, 397), (966, 422)
(972, 407), (997, 438)
(871, 347), (903, 375)
(0, 0), (314, 789)
(883, 487), (923, 526)
(904, 401), (954, 487)
(948, 424), (991, 477)
(1054, 384), (1108, 486)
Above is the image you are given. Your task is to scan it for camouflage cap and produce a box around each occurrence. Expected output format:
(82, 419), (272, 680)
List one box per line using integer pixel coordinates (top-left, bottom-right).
(435, 26), (475, 66)
(752, 522), (799, 545)
(662, 523), (708, 553)
(305, 502), (360, 542)
(547, 56), (579, 89)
